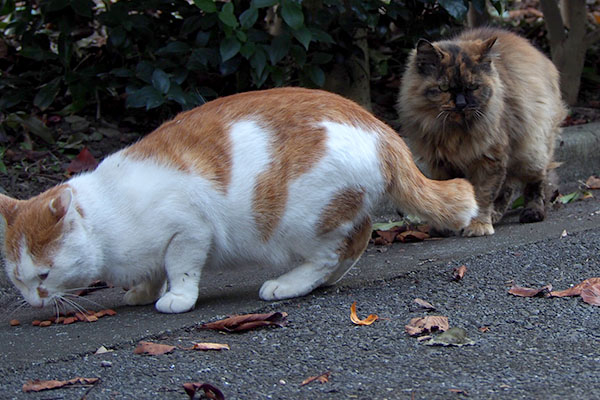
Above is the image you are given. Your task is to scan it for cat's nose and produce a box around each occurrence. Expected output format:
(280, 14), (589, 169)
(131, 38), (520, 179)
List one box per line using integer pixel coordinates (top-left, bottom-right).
(455, 93), (467, 110)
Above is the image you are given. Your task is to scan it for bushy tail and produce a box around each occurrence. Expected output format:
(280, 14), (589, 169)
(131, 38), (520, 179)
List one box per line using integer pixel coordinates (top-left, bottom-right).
(380, 133), (478, 231)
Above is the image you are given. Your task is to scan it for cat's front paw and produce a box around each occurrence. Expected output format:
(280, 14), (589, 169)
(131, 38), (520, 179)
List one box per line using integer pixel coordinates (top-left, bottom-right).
(491, 209), (504, 224)
(462, 220), (494, 237)
(155, 292), (196, 313)
(259, 280), (303, 301)
(519, 207), (545, 223)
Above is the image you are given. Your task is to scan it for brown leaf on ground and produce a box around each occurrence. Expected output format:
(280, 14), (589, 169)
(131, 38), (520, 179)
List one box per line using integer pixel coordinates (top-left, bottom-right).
(22, 377), (99, 392)
(374, 229), (400, 244)
(350, 301), (379, 325)
(414, 298), (436, 310)
(449, 388), (469, 396)
(550, 278), (600, 297)
(188, 342), (230, 351)
(581, 282), (600, 306)
(182, 382), (224, 400)
(405, 316), (449, 336)
(397, 230), (429, 242)
(66, 147), (98, 175)
(508, 284), (552, 297)
(300, 371), (331, 386)
(9, 319), (20, 326)
(478, 326), (490, 333)
(199, 312), (288, 333)
(133, 341), (175, 355)
(453, 265), (467, 281)
(586, 176), (600, 190)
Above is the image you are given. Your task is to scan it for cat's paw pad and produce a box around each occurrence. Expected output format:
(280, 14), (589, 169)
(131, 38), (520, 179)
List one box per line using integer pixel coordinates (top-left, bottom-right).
(519, 207), (545, 223)
(124, 285), (159, 306)
(462, 220), (494, 237)
(155, 292), (196, 314)
(259, 280), (302, 301)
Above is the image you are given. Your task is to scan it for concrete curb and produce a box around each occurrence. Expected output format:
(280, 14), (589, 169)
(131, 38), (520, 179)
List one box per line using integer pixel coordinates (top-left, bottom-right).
(556, 122), (600, 184)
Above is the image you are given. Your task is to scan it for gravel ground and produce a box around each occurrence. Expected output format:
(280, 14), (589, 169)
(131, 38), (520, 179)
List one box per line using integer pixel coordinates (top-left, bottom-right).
(2, 225), (600, 399)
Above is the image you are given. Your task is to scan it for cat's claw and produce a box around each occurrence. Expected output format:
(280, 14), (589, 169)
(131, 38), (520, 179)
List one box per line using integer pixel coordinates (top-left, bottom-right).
(462, 220), (494, 237)
(155, 292), (196, 313)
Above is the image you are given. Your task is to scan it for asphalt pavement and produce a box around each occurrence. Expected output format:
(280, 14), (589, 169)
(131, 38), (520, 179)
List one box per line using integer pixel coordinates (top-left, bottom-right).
(1, 123), (600, 399)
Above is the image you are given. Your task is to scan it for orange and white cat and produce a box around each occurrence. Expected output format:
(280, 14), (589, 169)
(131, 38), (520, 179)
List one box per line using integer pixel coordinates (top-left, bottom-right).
(0, 88), (477, 314)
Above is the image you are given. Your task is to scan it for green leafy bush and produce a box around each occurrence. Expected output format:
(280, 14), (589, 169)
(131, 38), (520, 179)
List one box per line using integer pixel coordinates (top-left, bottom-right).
(0, 0), (503, 143)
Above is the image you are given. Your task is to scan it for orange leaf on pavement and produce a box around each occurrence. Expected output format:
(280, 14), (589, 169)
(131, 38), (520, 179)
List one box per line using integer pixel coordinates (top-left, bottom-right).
(23, 377), (99, 392)
(301, 371), (331, 386)
(133, 341), (175, 355)
(350, 301), (379, 325)
(199, 312), (288, 332)
(405, 316), (449, 336)
(453, 265), (467, 281)
(508, 284), (552, 297)
(397, 230), (429, 242)
(188, 342), (230, 351)
(550, 278), (600, 297)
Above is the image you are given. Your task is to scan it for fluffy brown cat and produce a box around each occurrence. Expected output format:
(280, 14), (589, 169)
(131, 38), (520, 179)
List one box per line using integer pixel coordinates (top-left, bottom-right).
(397, 27), (567, 236)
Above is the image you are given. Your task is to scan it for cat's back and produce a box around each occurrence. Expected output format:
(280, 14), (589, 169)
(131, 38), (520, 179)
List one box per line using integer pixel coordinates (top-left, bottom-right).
(110, 88), (390, 262)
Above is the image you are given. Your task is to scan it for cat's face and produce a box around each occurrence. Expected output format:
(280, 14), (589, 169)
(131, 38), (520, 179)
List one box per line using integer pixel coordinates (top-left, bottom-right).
(0, 186), (100, 308)
(413, 36), (498, 126)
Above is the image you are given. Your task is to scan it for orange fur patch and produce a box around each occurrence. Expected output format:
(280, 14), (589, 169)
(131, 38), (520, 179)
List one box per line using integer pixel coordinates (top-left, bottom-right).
(317, 188), (364, 236)
(5, 185), (69, 266)
(338, 216), (372, 261)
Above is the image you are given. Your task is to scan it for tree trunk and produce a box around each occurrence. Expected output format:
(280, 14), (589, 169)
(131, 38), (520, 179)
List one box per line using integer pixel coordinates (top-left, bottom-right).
(540, 0), (600, 105)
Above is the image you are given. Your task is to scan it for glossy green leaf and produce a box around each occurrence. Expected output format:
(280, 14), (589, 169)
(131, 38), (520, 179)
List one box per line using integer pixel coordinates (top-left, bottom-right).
(281, 0), (304, 30)
(292, 26), (311, 50)
(220, 36), (241, 62)
(151, 69), (171, 94)
(438, 0), (468, 20)
(307, 65), (325, 87)
(155, 41), (190, 56)
(268, 33), (290, 64)
(240, 7), (258, 29)
(126, 86), (165, 110)
(193, 0), (217, 13)
(252, 0), (278, 7)
(34, 78), (61, 111)
(218, 3), (239, 28)
(70, 0), (93, 18)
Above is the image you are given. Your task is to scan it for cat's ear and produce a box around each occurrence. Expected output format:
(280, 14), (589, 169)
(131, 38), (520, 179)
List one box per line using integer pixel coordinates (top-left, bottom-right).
(49, 187), (73, 220)
(0, 193), (19, 245)
(415, 39), (443, 74)
(479, 36), (497, 60)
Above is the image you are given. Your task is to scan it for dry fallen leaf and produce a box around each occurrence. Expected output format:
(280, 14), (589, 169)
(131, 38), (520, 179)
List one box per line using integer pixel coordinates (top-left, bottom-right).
(550, 278), (600, 297)
(405, 315), (449, 336)
(508, 284), (552, 297)
(133, 341), (176, 355)
(22, 377), (99, 392)
(478, 326), (490, 333)
(66, 147), (99, 175)
(199, 312), (288, 332)
(9, 319), (20, 326)
(586, 175), (600, 190)
(182, 382), (224, 400)
(453, 265), (467, 281)
(424, 327), (475, 347)
(397, 230), (429, 242)
(413, 298), (436, 310)
(449, 388), (469, 396)
(350, 301), (379, 325)
(188, 342), (230, 351)
(301, 371), (331, 386)
(581, 282), (600, 306)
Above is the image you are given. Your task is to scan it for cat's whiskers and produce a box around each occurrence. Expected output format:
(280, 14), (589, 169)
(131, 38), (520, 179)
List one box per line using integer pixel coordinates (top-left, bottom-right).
(57, 295), (92, 316)
(63, 293), (107, 310)
(7, 298), (30, 318)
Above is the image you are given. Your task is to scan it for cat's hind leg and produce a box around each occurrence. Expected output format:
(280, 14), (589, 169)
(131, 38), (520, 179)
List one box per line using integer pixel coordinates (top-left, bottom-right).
(259, 217), (371, 300)
(491, 179), (517, 224)
(155, 228), (211, 313)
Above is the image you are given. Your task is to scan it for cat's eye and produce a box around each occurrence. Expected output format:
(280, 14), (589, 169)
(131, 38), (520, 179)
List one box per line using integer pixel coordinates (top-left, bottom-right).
(467, 83), (479, 91)
(38, 272), (49, 281)
(438, 83), (449, 92)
